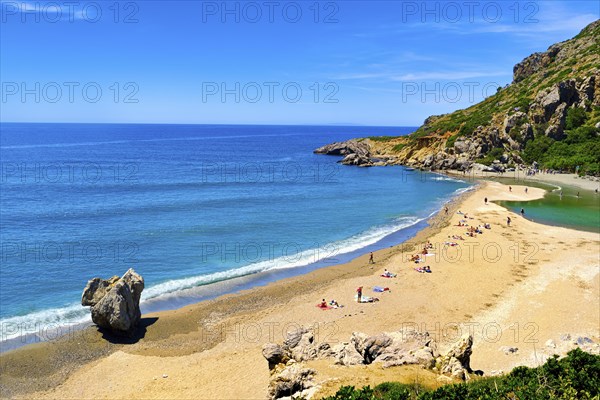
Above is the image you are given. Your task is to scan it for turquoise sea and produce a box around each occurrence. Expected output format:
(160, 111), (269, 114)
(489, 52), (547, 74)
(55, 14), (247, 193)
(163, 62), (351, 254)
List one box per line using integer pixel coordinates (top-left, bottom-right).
(488, 177), (600, 233)
(0, 123), (474, 347)
(3, 124), (596, 349)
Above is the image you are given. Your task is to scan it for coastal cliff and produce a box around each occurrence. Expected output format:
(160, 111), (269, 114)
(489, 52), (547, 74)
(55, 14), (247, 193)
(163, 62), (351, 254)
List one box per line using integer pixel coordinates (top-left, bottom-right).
(316, 20), (600, 175)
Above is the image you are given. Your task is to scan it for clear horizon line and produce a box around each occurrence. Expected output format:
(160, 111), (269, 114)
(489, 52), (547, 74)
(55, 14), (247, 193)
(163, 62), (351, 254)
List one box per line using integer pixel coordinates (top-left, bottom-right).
(0, 121), (421, 128)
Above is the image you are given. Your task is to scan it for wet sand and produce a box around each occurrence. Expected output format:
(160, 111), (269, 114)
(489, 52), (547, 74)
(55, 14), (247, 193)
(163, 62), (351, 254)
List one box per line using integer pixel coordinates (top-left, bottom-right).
(1, 182), (598, 399)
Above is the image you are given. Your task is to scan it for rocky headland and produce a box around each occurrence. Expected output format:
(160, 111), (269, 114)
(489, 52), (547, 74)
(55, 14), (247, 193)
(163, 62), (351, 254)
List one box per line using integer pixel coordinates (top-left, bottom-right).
(315, 20), (600, 174)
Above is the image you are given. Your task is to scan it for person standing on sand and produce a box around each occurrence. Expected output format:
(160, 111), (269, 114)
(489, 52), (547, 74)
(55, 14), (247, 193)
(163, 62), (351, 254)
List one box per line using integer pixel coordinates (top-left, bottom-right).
(507, 216), (511, 226)
(525, 187), (528, 194)
(484, 197), (488, 205)
(369, 252), (374, 264)
(509, 186), (512, 192)
(356, 286), (363, 303)
(521, 208), (525, 217)
(444, 206), (448, 215)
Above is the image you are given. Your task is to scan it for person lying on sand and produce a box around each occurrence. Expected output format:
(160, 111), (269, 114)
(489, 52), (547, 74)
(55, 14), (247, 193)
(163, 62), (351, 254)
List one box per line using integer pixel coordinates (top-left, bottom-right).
(381, 269), (396, 278)
(411, 255), (424, 263)
(414, 266), (432, 273)
(329, 300), (342, 308)
(355, 295), (379, 303)
(484, 223), (491, 229)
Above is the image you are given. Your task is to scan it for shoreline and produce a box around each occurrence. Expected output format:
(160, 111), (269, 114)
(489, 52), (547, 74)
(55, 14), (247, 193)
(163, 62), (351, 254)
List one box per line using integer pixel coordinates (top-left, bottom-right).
(2, 181), (599, 399)
(0, 186), (473, 399)
(444, 169), (600, 192)
(0, 187), (460, 353)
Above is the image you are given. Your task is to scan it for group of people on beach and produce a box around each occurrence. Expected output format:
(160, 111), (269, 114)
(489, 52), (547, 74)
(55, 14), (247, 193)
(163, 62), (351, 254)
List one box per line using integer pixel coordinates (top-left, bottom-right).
(323, 192), (518, 308)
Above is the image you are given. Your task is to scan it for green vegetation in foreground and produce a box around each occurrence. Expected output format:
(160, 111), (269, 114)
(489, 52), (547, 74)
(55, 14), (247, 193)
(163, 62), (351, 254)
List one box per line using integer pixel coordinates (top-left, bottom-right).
(320, 349), (600, 400)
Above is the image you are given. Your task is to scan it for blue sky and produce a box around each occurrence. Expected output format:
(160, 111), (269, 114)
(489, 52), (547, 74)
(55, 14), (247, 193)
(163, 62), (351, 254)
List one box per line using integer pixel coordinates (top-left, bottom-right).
(1, 0), (598, 125)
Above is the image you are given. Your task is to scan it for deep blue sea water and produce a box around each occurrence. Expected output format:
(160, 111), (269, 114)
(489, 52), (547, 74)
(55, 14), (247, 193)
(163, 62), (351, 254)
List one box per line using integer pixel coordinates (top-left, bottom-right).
(0, 123), (473, 345)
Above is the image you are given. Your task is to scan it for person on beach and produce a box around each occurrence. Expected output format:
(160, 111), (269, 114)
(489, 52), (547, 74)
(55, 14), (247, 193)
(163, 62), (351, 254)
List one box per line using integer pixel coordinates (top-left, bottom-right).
(577, 192), (580, 198)
(509, 186), (512, 192)
(320, 299), (327, 308)
(525, 187), (528, 194)
(484, 197), (488, 205)
(507, 216), (511, 226)
(382, 269), (395, 278)
(356, 286), (363, 303)
(444, 206), (449, 215)
(369, 252), (374, 264)
(521, 208), (525, 217)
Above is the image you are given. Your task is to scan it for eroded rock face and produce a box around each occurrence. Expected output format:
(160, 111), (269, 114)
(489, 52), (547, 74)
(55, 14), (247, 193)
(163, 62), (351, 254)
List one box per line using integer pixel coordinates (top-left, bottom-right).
(436, 334), (473, 380)
(81, 268), (144, 336)
(314, 140), (374, 167)
(267, 363), (316, 400)
(262, 326), (473, 399)
(314, 139), (370, 157)
(262, 343), (289, 370)
(513, 44), (562, 83)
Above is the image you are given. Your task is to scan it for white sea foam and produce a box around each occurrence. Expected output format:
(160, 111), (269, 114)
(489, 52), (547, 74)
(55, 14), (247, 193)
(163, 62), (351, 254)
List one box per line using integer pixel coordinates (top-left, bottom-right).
(430, 175), (467, 183)
(0, 216), (424, 344)
(0, 304), (90, 342)
(142, 216), (423, 300)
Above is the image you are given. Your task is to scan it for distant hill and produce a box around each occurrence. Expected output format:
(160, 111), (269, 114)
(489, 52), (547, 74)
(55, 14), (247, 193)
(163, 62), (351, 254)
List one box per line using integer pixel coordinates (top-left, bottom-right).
(316, 20), (600, 175)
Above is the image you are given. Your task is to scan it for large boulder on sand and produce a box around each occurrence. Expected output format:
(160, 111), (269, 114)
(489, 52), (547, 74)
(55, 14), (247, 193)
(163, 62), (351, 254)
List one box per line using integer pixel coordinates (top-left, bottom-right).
(81, 268), (144, 336)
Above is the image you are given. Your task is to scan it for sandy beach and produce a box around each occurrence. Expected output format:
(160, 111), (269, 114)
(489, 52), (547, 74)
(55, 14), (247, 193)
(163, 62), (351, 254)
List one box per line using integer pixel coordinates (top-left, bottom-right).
(447, 169), (600, 192)
(1, 181), (599, 399)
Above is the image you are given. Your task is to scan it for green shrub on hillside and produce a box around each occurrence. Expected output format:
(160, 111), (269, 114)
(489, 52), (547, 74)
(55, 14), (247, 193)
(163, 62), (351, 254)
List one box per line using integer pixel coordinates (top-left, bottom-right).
(368, 136), (399, 142)
(565, 107), (588, 130)
(476, 147), (505, 166)
(321, 349), (600, 400)
(523, 125), (599, 173)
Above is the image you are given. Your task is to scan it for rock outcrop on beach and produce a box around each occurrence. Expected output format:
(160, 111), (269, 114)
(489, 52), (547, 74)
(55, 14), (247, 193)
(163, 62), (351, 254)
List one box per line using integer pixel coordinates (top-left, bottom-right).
(262, 326), (474, 399)
(81, 268), (144, 336)
(314, 20), (600, 175)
